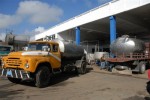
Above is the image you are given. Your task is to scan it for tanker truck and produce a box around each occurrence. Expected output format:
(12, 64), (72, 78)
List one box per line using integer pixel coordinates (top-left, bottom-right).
(0, 39), (87, 88)
(105, 35), (150, 74)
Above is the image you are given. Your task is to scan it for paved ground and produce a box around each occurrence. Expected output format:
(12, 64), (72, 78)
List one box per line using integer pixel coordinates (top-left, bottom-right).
(93, 65), (148, 79)
(0, 66), (150, 100)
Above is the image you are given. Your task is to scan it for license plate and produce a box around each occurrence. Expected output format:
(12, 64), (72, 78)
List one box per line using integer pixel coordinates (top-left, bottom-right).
(6, 70), (12, 77)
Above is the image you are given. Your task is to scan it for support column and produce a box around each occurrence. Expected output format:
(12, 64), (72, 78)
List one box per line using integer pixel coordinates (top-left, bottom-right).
(109, 16), (116, 44)
(75, 27), (80, 45)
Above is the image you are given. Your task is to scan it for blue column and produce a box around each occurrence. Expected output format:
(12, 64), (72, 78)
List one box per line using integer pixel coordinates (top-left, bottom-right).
(109, 16), (116, 44)
(75, 27), (80, 45)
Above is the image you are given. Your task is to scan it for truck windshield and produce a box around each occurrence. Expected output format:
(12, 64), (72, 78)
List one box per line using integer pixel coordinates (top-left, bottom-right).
(27, 43), (50, 51)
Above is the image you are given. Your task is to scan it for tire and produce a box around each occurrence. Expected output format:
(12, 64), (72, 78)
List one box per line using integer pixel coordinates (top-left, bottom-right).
(77, 61), (87, 74)
(139, 62), (146, 74)
(147, 81), (150, 94)
(35, 66), (51, 88)
(7, 77), (21, 84)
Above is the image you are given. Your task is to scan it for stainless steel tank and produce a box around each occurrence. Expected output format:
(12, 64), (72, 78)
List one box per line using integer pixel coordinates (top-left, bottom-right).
(5, 33), (15, 45)
(5, 33), (30, 51)
(110, 35), (145, 55)
(53, 39), (84, 59)
(5, 33), (30, 44)
(14, 35), (30, 44)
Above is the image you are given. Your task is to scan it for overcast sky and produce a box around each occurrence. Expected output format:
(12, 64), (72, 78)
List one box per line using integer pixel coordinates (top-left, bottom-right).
(0, 0), (112, 36)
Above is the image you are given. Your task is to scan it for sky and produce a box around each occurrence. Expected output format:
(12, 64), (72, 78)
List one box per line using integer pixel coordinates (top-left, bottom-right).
(0, 0), (112, 38)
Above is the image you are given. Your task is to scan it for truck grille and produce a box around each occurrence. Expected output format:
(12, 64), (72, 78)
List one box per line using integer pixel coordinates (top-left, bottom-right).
(6, 58), (22, 67)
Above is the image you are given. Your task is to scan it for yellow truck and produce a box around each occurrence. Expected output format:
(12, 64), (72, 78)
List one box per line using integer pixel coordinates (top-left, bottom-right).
(0, 39), (87, 88)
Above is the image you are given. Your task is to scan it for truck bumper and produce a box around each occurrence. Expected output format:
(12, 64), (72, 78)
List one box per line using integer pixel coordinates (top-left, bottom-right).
(0, 68), (31, 80)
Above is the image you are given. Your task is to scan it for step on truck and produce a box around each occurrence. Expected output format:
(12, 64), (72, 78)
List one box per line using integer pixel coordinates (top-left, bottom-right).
(0, 39), (87, 88)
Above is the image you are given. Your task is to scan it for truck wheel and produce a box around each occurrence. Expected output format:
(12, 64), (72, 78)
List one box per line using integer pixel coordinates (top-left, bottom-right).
(78, 61), (87, 74)
(147, 81), (150, 94)
(7, 77), (21, 84)
(35, 66), (51, 88)
(139, 62), (146, 74)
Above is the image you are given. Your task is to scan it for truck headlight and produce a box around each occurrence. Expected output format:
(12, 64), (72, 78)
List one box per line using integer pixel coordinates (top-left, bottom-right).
(25, 63), (29, 69)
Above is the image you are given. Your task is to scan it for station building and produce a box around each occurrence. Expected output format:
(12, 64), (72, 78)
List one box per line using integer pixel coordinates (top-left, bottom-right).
(31, 0), (150, 54)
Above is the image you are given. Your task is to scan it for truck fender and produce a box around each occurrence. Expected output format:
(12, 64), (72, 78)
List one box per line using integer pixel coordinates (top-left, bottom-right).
(34, 62), (52, 73)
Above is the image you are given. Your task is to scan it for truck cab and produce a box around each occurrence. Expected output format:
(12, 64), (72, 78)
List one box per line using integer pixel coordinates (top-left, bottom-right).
(1, 41), (62, 87)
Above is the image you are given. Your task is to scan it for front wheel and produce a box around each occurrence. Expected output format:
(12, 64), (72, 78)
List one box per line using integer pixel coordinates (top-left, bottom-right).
(35, 66), (51, 88)
(7, 77), (22, 84)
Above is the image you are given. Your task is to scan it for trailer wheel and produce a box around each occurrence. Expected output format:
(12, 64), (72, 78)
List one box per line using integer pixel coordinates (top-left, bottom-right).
(35, 66), (51, 88)
(7, 77), (21, 84)
(139, 62), (146, 74)
(146, 81), (150, 94)
(78, 61), (87, 74)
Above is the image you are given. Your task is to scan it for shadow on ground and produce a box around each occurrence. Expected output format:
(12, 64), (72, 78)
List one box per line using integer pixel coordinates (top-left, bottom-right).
(145, 97), (150, 100)
(20, 67), (93, 88)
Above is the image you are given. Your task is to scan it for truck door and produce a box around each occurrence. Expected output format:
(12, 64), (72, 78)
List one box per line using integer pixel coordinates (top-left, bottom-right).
(50, 44), (61, 68)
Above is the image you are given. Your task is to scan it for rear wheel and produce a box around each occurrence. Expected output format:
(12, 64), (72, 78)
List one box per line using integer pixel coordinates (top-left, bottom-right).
(147, 81), (150, 94)
(35, 66), (51, 88)
(138, 61), (146, 74)
(7, 77), (21, 84)
(77, 61), (87, 74)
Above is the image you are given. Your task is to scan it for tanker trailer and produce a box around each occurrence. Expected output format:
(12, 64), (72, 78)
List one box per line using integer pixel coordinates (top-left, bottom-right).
(53, 39), (84, 60)
(105, 35), (149, 74)
(53, 39), (86, 73)
(5, 33), (30, 51)
(0, 39), (87, 87)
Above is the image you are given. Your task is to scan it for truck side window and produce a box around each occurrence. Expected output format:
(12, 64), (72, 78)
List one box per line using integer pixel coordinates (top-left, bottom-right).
(52, 45), (58, 52)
